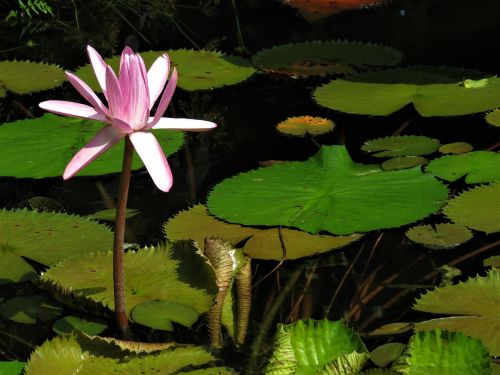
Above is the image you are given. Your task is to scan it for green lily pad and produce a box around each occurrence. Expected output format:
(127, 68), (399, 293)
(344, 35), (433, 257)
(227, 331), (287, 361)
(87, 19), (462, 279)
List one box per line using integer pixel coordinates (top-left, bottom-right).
(485, 109), (500, 127)
(52, 315), (107, 336)
(164, 205), (361, 260)
(208, 146), (448, 235)
(370, 342), (406, 368)
(40, 242), (216, 329)
(276, 116), (335, 137)
(252, 40), (402, 78)
(75, 49), (255, 92)
(319, 351), (369, 374)
(405, 330), (491, 374)
(405, 223), (473, 250)
(0, 209), (113, 285)
(131, 300), (199, 331)
(89, 208), (140, 222)
(438, 142), (473, 155)
(0, 361), (26, 375)
(0, 114), (184, 178)
(367, 322), (413, 336)
(313, 66), (500, 116)
(0, 295), (62, 324)
(19, 196), (65, 212)
(425, 151), (500, 184)
(382, 156), (427, 171)
(25, 331), (233, 375)
(413, 270), (500, 355)
(444, 182), (500, 233)
(264, 319), (367, 374)
(0, 60), (65, 97)
(484, 255), (500, 269)
(361, 136), (440, 158)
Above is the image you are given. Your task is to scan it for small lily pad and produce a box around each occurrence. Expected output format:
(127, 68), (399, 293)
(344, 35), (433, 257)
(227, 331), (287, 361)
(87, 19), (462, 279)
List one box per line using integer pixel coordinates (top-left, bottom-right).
(370, 342), (406, 368)
(425, 151), (500, 184)
(89, 208), (140, 222)
(405, 223), (473, 250)
(0, 361), (26, 375)
(382, 156), (427, 171)
(0, 60), (65, 97)
(276, 116), (335, 137)
(444, 182), (500, 234)
(131, 300), (200, 331)
(362, 136), (440, 158)
(0, 295), (62, 324)
(438, 142), (473, 155)
(253, 40), (402, 78)
(484, 255), (500, 269)
(368, 322), (413, 336)
(313, 66), (500, 116)
(52, 315), (108, 336)
(485, 109), (500, 127)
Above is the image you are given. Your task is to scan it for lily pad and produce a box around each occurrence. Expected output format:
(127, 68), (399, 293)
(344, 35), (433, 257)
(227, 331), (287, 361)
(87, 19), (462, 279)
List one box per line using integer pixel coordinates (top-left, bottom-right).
(0, 295), (62, 324)
(75, 49), (255, 92)
(313, 66), (500, 116)
(253, 40), (402, 78)
(405, 223), (473, 250)
(485, 109), (500, 127)
(164, 205), (361, 260)
(131, 300), (200, 331)
(443, 182), (500, 233)
(484, 255), (500, 269)
(438, 142), (473, 155)
(207, 146), (448, 235)
(0, 361), (26, 375)
(264, 319), (367, 374)
(276, 116), (335, 137)
(425, 151), (500, 184)
(89, 208), (140, 222)
(361, 136), (440, 158)
(0, 60), (65, 97)
(40, 243), (216, 329)
(382, 156), (427, 171)
(413, 270), (500, 355)
(367, 322), (413, 336)
(405, 330), (491, 374)
(0, 209), (113, 285)
(370, 342), (406, 368)
(52, 315), (107, 336)
(0, 114), (184, 178)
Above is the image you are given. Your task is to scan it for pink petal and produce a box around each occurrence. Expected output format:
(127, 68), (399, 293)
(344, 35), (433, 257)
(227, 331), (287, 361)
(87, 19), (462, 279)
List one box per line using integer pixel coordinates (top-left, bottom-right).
(111, 117), (133, 133)
(63, 125), (125, 179)
(151, 118), (217, 132)
(119, 47), (133, 102)
(147, 67), (178, 129)
(65, 72), (109, 115)
(87, 45), (109, 98)
(39, 100), (107, 121)
(129, 131), (173, 192)
(147, 54), (170, 109)
(123, 54), (150, 130)
(105, 65), (124, 118)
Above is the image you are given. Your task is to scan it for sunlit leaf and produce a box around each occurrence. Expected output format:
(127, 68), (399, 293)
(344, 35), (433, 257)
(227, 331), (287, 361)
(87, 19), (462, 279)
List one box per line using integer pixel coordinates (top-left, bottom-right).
(485, 109), (500, 127)
(276, 116), (335, 137)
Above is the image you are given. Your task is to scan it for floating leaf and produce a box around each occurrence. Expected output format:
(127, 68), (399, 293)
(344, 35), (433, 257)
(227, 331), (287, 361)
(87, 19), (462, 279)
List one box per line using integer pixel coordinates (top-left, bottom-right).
(405, 223), (473, 250)
(40, 243), (216, 330)
(382, 156), (427, 171)
(313, 66), (500, 116)
(253, 40), (402, 78)
(276, 116), (335, 137)
(0, 114), (184, 178)
(370, 342), (406, 368)
(208, 146), (448, 235)
(89, 208), (140, 222)
(264, 319), (367, 374)
(485, 109), (500, 127)
(52, 315), (107, 336)
(444, 183), (500, 233)
(0, 209), (113, 285)
(0, 361), (26, 375)
(405, 330), (491, 374)
(75, 49), (255, 92)
(361, 136), (440, 158)
(319, 351), (369, 374)
(425, 151), (500, 184)
(367, 322), (413, 336)
(164, 205), (361, 260)
(19, 196), (65, 212)
(0, 60), (65, 97)
(438, 142), (473, 154)
(484, 255), (500, 269)
(413, 270), (500, 355)
(131, 301), (199, 331)
(0, 295), (62, 324)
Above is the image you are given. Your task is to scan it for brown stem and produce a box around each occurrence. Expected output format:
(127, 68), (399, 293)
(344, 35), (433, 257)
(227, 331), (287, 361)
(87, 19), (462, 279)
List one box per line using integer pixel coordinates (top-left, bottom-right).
(113, 136), (133, 337)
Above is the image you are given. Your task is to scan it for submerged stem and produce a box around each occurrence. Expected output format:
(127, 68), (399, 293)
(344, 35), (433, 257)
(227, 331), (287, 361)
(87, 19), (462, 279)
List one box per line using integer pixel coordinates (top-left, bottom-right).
(113, 136), (133, 337)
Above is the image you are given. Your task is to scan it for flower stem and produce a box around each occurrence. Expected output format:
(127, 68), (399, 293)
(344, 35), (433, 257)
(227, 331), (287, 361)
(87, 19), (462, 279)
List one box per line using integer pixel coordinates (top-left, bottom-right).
(113, 136), (133, 337)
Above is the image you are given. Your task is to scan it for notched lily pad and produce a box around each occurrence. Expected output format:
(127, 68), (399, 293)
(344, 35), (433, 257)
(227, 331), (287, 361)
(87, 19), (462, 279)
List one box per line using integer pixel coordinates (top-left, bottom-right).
(52, 315), (108, 336)
(253, 40), (402, 78)
(362, 136), (440, 158)
(382, 156), (427, 171)
(438, 142), (473, 155)
(276, 116), (335, 137)
(0, 295), (62, 324)
(131, 300), (200, 331)
(485, 109), (500, 127)
(405, 223), (473, 250)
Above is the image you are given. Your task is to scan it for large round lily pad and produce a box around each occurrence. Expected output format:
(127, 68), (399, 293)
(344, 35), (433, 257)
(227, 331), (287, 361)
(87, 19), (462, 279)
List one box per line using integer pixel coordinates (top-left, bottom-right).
(443, 182), (500, 234)
(0, 114), (184, 178)
(252, 40), (402, 78)
(164, 205), (361, 260)
(313, 66), (500, 116)
(40, 243), (217, 330)
(0, 60), (65, 97)
(208, 146), (448, 235)
(425, 151), (500, 184)
(413, 270), (500, 356)
(0, 209), (113, 285)
(75, 49), (255, 92)
(405, 223), (473, 250)
(361, 136), (440, 158)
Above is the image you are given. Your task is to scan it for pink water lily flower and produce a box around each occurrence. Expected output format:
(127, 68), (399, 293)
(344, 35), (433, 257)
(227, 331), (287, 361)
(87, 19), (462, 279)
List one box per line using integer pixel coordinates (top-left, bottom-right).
(40, 45), (216, 192)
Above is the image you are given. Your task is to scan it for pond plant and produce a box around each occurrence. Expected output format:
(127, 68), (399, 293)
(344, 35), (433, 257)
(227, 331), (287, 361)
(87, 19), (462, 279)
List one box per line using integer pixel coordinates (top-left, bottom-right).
(0, 1), (499, 374)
